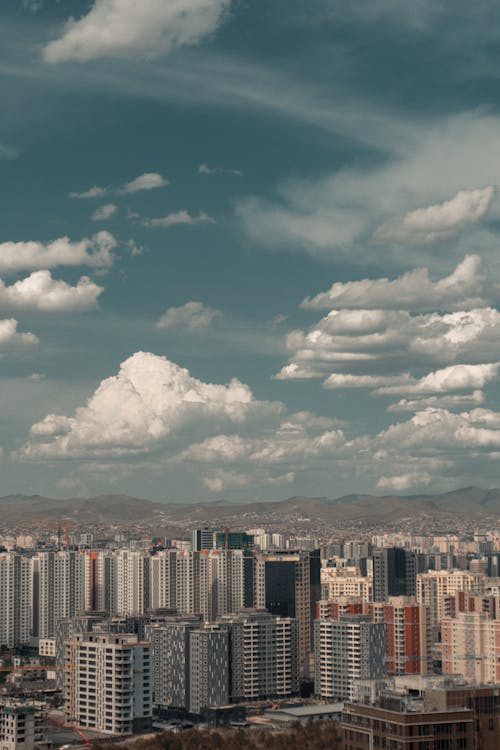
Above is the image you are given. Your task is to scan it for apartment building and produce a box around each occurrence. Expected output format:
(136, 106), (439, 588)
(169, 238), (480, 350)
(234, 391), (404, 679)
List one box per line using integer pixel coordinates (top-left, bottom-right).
(223, 609), (299, 702)
(63, 632), (152, 735)
(314, 615), (387, 702)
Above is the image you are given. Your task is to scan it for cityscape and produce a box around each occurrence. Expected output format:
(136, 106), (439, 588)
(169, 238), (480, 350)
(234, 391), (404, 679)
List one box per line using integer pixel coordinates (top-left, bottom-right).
(0, 494), (499, 748)
(3, 1), (500, 749)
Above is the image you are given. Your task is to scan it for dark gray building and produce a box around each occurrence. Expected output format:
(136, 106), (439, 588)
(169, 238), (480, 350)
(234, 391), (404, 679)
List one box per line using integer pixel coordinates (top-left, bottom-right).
(372, 547), (416, 602)
(189, 625), (229, 713)
(146, 615), (202, 709)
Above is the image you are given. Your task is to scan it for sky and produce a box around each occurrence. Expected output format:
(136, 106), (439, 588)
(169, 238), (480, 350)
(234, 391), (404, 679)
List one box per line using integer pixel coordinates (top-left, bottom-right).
(3, 1), (500, 502)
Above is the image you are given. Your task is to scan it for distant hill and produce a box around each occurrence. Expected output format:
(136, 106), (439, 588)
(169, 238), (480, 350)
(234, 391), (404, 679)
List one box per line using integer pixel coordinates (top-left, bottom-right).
(1, 486), (500, 526)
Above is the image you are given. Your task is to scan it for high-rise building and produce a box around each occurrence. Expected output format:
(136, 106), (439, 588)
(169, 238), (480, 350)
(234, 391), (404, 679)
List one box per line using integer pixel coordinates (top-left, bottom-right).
(0, 553), (31, 648)
(115, 550), (150, 616)
(254, 551), (312, 674)
(192, 529), (215, 551)
(222, 609), (299, 701)
(32, 551), (85, 638)
(149, 550), (177, 611)
(188, 625), (229, 714)
(320, 566), (373, 602)
(82, 550), (117, 614)
(64, 632), (152, 735)
(214, 532), (254, 550)
(146, 616), (202, 710)
(314, 615), (387, 701)
(416, 569), (485, 634)
(441, 611), (500, 683)
(372, 548), (417, 602)
(369, 596), (431, 675)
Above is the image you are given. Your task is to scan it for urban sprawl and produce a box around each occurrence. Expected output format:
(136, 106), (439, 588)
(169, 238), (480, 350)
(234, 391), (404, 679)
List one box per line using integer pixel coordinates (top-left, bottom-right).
(1, 520), (500, 749)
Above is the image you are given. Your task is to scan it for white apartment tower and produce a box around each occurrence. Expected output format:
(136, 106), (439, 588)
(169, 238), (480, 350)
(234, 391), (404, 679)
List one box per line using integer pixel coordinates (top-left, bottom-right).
(32, 551), (85, 639)
(441, 611), (500, 684)
(116, 550), (149, 616)
(64, 632), (152, 735)
(314, 615), (387, 702)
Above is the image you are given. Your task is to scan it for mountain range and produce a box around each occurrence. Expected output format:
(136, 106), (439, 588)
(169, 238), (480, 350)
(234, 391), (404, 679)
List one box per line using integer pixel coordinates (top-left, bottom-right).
(1, 486), (500, 526)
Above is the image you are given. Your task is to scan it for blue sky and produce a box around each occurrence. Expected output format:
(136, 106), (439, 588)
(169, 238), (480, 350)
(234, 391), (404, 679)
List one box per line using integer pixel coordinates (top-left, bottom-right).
(2, 0), (500, 501)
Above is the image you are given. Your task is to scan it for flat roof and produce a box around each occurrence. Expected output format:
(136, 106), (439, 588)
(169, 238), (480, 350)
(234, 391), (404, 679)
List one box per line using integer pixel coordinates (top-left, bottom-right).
(270, 703), (343, 717)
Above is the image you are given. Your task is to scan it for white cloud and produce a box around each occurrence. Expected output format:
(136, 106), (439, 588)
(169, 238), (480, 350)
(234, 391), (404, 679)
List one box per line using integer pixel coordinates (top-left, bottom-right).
(0, 231), (116, 272)
(374, 363), (500, 396)
(301, 255), (489, 312)
(27, 373), (46, 381)
(236, 114), (500, 256)
(0, 271), (103, 312)
(0, 319), (38, 350)
(378, 407), (500, 453)
(376, 473), (432, 492)
(69, 185), (108, 199)
(387, 390), (484, 412)
(91, 204), (118, 222)
(156, 301), (221, 330)
(202, 469), (251, 492)
(324, 364), (500, 395)
(120, 172), (169, 193)
(43, 0), (231, 63)
(373, 187), (495, 244)
(22, 352), (282, 459)
(142, 210), (214, 228)
(277, 307), (500, 384)
(198, 163), (242, 176)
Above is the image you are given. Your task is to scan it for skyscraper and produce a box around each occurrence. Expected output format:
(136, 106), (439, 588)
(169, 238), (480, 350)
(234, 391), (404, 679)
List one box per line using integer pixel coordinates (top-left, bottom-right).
(372, 548), (417, 602)
(254, 550), (313, 674)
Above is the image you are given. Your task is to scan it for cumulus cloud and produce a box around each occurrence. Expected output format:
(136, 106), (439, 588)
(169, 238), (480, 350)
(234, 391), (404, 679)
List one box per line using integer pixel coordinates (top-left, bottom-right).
(0, 231), (116, 272)
(42, 0), (231, 62)
(120, 172), (169, 193)
(0, 272), (103, 312)
(20, 352), (500, 494)
(373, 187), (495, 244)
(69, 185), (108, 199)
(91, 204), (118, 221)
(373, 363), (500, 396)
(156, 301), (221, 330)
(198, 163), (242, 176)
(142, 210), (214, 228)
(277, 307), (500, 384)
(387, 390), (484, 412)
(324, 364), (500, 395)
(378, 407), (500, 454)
(0, 319), (38, 350)
(22, 352), (282, 459)
(301, 255), (489, 312)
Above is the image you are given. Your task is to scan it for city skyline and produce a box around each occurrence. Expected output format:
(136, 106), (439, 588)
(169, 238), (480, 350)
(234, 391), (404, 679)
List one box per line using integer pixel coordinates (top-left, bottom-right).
(2, 2), (500, 501)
